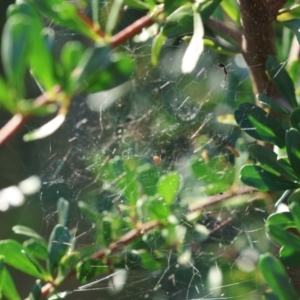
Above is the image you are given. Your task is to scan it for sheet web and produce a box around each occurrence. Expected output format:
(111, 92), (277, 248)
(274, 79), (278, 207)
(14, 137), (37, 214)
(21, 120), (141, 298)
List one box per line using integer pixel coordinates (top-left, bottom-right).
(20, 5), (272, 299)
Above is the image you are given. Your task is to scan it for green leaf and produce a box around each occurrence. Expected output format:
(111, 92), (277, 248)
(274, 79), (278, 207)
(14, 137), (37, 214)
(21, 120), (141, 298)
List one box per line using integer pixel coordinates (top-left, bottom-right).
(240, 165), (300, 191)
(267, 212), (295, 230)
(181, 6), (204, 73)
(60, 41), (85, 93)
(58, 252), (81, 279)
(2, 15), (30, 98)
(0, 77), (15, 112)
(107, 156), (138, 205)
(289, 201), (300, 233)
(6, 3), (57, 91)
(234, 102), (286, 148)
(0, 240), (46, 279)
(282, 19), (300, 44)
(198, 0), (222, 22)
(259, 253), (298, 300)
(102, 218), (112, 246)
(0, 261), (21, 300)
(266, 56), (297, 109)
(48, 225), (73, 275)
(12, 225), (44, 241)
(25, 0), (103, 42)
(23, 239), (48, 261)
(288, 188), (300, 204)
(72, 47), (134, 93)
(78, 201), (100, 223)
(286, 129), (300, 180)
(256, 94), (291, 115)
(123, 0), (152, 10)
(164, 0), (188, 15)
(220, 0), (239, 23)
(163, 5), (193, 38)
(248, 144), (298, 181)
(151, 30), (166, 66)
(105, 0), (123, 35)
(139, 251), (161, 271)
(137, 164), (160, 196)
(28, 280), (41, 300)
(290, 108), (300, 130)
(162, 2), (219, 39)
(23, 114), (66, 142)
(191, 156), (235, 194)
(280, 246), (300, 267)
(57, 198), (69, 227)
(76, 258), (108, 283)
(147, 196), (170, 221)
(268, 224), (300, 251)
(157, 172), (180, 204)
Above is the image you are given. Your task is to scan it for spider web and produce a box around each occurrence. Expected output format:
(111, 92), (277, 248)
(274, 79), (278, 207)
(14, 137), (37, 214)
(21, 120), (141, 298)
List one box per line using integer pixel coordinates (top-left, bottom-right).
(10, 3), (274, 299)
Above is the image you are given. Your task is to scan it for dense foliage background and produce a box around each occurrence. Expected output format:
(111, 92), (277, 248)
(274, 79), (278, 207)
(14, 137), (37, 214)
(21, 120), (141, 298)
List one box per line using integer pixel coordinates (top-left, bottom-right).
(1, 0), (300, 299)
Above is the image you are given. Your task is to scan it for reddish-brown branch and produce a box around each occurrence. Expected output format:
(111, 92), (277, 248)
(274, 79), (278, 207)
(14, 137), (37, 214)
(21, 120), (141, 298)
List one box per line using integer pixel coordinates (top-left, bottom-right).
(0, 90), (58, 147)
(76, 8), (105, 38)
(111, 7), (163, 48)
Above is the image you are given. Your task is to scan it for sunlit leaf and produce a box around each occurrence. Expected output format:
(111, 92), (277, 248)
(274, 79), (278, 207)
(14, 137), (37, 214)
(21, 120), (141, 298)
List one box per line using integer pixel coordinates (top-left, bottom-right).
(0, 260), (21, 300)
(58, 252), (81, 279)
(280, 246), (300, 267)
(2, 15), (30, 98)
(12, 225), (44, 241)
(105, 0), (123, 35)
(23, 114), (66, 142)
(220, 0), (240, 23)
(0, 240), (47, 279)
(281, 19), (300, 44)
(25, 0), (103, 41)
(123, 0), (151, 10)
(248, 144), (297, 181)
(23, 239), (48, 261)
(181, 6), (204, 73)
(259, 253), (298, 300)
(157, 172), (180, 204)
(151, 30), (166, 66)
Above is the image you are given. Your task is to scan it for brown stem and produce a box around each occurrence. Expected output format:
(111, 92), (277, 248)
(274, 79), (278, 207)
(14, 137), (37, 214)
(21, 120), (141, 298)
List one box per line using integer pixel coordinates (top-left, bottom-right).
(239, 0), (286, 99)
(76, 8), (105, 38)
(111, 7), (163, 48)
(0, 90), (58, 147)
